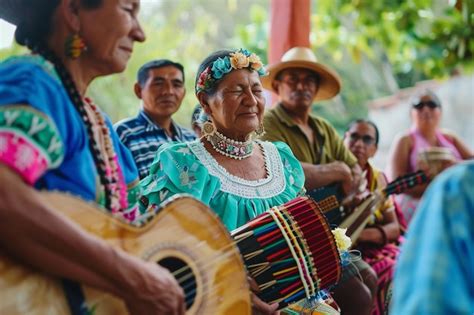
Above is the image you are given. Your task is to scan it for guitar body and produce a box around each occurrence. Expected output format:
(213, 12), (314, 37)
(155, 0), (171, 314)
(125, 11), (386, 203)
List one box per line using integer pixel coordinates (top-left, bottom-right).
(0, 192), (251, 315)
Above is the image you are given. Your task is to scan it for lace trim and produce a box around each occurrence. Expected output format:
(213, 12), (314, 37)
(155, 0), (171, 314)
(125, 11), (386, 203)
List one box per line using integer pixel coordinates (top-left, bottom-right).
(188, 140), (287, 198)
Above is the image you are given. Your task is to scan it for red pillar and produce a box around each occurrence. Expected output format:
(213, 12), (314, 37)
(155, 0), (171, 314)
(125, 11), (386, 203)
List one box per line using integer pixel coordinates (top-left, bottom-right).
(269, 0), (311, 65)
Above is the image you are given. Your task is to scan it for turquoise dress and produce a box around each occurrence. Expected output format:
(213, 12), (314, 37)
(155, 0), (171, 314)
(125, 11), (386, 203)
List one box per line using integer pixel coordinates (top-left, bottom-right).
(140, 140), (305, 230)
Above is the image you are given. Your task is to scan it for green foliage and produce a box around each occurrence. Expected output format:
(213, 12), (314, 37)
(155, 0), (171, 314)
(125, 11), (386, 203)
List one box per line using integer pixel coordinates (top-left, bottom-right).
(313, 0), (473, 80)
(88, 0), (269, 126)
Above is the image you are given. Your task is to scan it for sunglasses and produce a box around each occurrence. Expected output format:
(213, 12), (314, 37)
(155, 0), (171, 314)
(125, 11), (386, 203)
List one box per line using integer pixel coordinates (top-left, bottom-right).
(412, 101), (439, 110)
(348, 133), (376, 145)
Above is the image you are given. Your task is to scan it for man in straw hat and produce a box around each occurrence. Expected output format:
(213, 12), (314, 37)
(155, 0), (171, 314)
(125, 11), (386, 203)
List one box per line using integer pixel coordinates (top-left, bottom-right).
(261, 47), (376, 315)
(261, 46), (359, 194)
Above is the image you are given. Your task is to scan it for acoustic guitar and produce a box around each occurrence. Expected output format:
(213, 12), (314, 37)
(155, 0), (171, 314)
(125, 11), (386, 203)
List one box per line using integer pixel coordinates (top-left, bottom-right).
(0, 193), (251, 315)
(308, 170), (428, 242)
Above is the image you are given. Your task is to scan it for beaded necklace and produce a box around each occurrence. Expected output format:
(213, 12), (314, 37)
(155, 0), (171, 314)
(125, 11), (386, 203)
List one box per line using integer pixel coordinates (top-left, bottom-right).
(83, 98), (128, 212)
(31, 44), (128, 212)
(206, 130), (254, 160)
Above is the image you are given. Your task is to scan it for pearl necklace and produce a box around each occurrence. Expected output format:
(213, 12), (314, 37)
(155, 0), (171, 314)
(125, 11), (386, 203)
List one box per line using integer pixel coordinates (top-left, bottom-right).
(207, 130), (254, 160)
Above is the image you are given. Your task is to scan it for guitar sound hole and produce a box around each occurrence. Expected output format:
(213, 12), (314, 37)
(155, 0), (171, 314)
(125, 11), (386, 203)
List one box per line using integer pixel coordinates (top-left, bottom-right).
(157, 257), (197, 310)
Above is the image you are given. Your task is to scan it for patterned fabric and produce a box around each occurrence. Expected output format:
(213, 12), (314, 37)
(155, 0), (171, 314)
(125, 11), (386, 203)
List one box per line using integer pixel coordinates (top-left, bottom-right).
(391, 161), (474, 314)
(0, 106), (63, 184)
(140, 140), (305, 230)
(114, 110), (196, 179)
(262, 103), (357, 167)
(0, 55), (141, 218)
(358, 164), (400, 315)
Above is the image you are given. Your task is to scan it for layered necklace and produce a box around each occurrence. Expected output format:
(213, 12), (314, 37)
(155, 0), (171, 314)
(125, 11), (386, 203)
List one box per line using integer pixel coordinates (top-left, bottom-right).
(206, 129), (254, 160)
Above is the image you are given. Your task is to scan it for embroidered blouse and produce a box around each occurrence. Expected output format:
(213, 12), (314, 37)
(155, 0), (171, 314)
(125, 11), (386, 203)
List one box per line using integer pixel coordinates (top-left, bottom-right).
(0, 55), (141, 220)
(140, 140), (305, 230)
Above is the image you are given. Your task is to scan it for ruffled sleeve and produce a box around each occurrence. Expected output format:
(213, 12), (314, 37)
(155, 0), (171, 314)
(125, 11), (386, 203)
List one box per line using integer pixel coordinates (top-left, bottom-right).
(140, 141), (221, 213)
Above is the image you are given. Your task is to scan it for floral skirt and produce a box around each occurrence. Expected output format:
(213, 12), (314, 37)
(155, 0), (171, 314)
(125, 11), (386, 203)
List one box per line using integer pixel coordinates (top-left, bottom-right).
(358, 242), (400, 315)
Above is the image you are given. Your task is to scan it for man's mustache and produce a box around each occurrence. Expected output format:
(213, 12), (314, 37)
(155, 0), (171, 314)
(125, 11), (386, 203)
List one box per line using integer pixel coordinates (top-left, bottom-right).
(291, 91), (312, 99)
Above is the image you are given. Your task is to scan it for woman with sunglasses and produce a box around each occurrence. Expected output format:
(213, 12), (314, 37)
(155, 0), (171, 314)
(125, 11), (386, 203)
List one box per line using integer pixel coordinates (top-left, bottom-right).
(343, 119), (402, 315)
(387, 90), (472, 224)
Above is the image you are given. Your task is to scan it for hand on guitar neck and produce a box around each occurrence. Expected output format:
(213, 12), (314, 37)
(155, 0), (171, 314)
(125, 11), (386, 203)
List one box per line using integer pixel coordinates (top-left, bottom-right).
(308, 170), (428, 243)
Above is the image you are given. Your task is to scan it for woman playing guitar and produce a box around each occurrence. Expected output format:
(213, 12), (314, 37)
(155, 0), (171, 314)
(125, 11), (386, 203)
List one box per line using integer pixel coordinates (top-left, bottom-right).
(0, 1), (184, 314)
(343, 119), (402, 315)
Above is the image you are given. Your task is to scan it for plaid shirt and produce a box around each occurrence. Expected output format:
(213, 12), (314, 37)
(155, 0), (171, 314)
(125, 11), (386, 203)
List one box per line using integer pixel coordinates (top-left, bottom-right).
(391, 161), (474, 314)
(114, 110), (196, 179)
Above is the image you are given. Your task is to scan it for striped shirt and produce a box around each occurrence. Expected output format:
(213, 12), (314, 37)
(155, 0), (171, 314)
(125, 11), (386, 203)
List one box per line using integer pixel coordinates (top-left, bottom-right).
(114, 110), (196, 179)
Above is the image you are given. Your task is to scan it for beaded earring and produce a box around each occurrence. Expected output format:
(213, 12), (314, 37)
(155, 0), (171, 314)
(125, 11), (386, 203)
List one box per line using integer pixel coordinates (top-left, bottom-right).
(254, 122), (266, 137)
(201, 120), (216, 137)
(64, 33), (87, 59)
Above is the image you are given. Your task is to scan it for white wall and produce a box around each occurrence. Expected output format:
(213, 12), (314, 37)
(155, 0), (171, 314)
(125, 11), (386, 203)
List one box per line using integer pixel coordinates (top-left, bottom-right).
(368, 74), (474, 172)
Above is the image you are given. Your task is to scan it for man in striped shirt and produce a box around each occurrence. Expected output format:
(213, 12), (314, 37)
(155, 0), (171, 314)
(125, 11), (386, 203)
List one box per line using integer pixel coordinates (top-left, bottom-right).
(115, 60), (196, 179)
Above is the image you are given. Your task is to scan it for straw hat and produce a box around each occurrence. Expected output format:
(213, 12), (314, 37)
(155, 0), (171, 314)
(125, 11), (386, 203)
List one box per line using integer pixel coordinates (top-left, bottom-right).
(261, 47), (342, 101)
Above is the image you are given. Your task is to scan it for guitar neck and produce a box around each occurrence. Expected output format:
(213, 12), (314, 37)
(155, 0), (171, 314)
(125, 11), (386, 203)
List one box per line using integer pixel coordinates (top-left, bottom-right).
(341, 170), (428, 242)
(383, 170), (428, 197)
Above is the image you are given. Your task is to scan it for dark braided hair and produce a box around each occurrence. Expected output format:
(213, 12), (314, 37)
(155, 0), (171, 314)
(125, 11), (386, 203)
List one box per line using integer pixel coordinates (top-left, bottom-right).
(29, 43), (114, 210)
(16, 0), (115, 210)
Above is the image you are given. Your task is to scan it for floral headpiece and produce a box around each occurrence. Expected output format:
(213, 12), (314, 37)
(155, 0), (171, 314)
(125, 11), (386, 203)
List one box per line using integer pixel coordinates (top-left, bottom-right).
(195, 48), (266, 94)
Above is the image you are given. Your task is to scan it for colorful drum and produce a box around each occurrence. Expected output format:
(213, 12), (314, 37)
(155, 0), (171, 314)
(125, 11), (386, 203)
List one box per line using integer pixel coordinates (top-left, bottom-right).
(231, 197), (342, 309)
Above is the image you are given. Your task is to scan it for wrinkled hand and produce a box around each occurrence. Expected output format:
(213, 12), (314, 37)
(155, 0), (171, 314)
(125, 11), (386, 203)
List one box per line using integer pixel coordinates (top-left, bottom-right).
(341, 165), (367, 203)
(248, 277), (280, 315)
(125, 261), (185, 315)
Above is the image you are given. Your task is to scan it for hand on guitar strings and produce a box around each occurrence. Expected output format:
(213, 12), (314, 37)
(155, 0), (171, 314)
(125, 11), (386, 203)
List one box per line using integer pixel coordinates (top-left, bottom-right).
(124, 260), (185, 315)
(341, 166), (369, 209)
(248, 276), (281, 315)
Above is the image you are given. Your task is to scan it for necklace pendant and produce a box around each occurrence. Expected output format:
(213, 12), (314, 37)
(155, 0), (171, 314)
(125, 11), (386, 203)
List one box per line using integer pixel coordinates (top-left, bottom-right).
(207, 130), (254, 160)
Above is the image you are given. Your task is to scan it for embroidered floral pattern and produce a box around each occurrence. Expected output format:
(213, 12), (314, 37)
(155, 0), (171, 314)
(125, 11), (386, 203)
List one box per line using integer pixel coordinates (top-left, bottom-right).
(0, 106), (64, 184)
(188, 140), (286, 198)
(195, 48), (266, 93)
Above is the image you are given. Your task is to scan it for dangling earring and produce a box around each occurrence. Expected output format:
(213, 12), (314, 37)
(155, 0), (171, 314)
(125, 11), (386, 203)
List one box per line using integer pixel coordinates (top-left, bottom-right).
(201, 120), (216, 137)
(64, 33), (87, 59)
(254, 122), (265, 137)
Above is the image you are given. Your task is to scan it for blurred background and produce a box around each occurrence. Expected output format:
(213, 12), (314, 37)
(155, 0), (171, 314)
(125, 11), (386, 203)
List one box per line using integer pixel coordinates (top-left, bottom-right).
(1, 0), (472, 169)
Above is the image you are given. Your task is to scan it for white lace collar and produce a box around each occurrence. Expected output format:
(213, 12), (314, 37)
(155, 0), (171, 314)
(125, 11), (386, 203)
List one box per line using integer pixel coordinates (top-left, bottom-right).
(188, 140), (286, 199)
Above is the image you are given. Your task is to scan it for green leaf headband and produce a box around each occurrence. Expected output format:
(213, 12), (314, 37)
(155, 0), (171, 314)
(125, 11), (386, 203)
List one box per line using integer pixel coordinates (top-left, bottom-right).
(195, 48), (266, 94)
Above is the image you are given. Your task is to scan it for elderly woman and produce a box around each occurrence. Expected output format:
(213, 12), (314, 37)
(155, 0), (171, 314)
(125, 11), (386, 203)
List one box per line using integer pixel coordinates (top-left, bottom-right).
(387, 90), (473, 224)
(344, 119), (401, 315)
(141, 48), (306, 314)
(0, 0), (184, 314)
